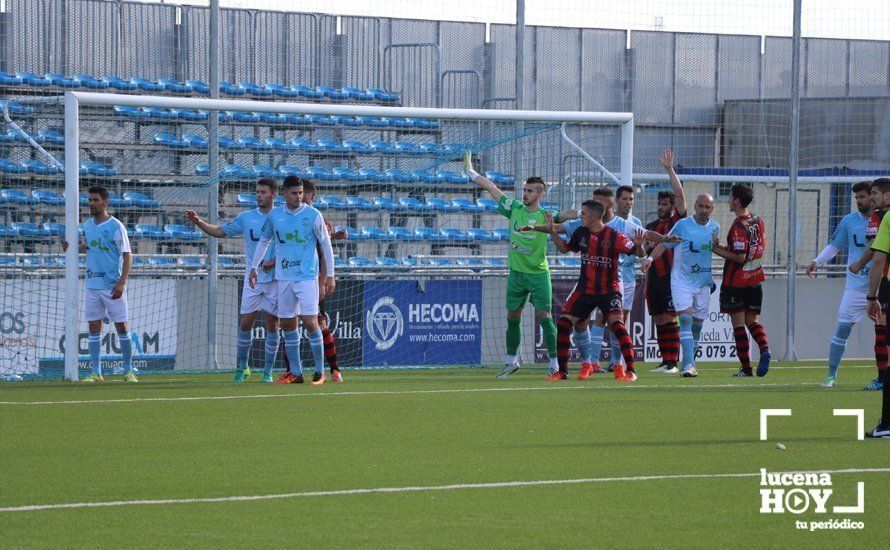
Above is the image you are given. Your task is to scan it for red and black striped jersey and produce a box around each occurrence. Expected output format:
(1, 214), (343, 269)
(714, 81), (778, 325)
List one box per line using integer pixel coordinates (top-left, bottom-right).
(867, 209), (885, 240)
(645, 211), (685, 278)
(567, 225), (636, 294)
(722, 214), (765, 288)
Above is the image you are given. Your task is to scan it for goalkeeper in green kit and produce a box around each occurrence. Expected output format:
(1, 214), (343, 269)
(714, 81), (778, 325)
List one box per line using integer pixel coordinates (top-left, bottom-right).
(464, 152), (559, 378)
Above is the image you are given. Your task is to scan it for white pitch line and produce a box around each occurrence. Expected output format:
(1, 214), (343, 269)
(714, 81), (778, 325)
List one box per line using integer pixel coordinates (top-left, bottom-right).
(0, 381), (815, 406)
(2, 468), (887, 513)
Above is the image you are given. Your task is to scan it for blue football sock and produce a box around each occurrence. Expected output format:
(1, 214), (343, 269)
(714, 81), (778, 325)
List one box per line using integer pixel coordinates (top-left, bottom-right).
(679, 314), (695, 368)
(692, 319), (704, 355)
(309, 328), (324, 374)
(264, 331), (280, 374)
(283, 330), (302, 376)
(88, 333), (101, 376)
(118, 332), (133, 373)
(236, 329), (252, 370)
(589, 324), (605, 363)
(573, 328), (591, 363)
(828, 322), (854, 378)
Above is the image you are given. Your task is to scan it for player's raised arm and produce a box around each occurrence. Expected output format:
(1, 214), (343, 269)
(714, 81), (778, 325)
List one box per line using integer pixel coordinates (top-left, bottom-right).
(464, 151), (505, 203)
(660, 148), (687, 215)
(186, 209), (227, 238)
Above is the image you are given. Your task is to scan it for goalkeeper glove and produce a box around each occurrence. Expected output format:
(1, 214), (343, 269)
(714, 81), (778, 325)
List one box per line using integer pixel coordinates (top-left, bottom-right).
(463, 151), (480, 180)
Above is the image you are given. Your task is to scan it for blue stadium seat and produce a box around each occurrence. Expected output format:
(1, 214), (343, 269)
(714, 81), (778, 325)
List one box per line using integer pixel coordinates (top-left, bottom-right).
(0, 224), (16, 239)
(239, 81), (272, 97)
(42, 222), (65, 236)
(376, 256), (402, 267)
(360, 116), (388, 128)
(218, 136), (244, 150)
(467, 228), (498, 242)
(291, 85), (324, 99)
(456, 258), (484, 268)
(61, 192), (89, 206)
(491, 227), (511, 241)
(373, 197), (408, 212)
(369, 141), (395, 155)
(558, 257), (582, 267)
(333, 167), (362, 181)
(440, 228), (473, 242)
(348, 196), (380, 211)
(348, 256), (374, 267)
(393, 141), (422, 155)
(16, 71), (52, 86)
(343, 140), (371, 154)
(101, 76), (137, 90)
(130, 77), (164, 92)
(218, 257), (239, 267)
(112, 105), (150, 119)
(414, 227), (444, 242)
(0, 100), (35, 115)
(361, 226), (391, 240)
(419, 142), (441, 154)
(154, 132), (189, 149)
(232, 111), (260, 123)
(334, 257), (348, 269)
(411, 170), (445, 184)
(335, 226), (365, 240)
(72, 73), (108, 89)
(164, 224), (201, 240)
(264, 137), (297, 151)
(185, 79), (211, 94)
(385, 117), (411, 128)
(398, 197), (433, 212)
(123, 192), (161, 209)
(171, 109), (207, 121)
(220, 81), (246, 96)
(476, 197), (499, 212)
(312, 196), (328, 210)
(12, 222), (51, 238)
(31, 189), (65, 205)
(306, 166), (335, 180)
(36, 130), (64, 145)
(0, 70), (23, 85)
(177, 257), (204, 267)
(280, 165), (310, 178)
(485, 258), (507, 267)
(108, 193), (129, 208)
(451, 198), (485, 213)
(324, 196), (348, 210)
(237, 193), (258, 208)
(22, 160), (61, 175)
(406, 118), (436, 129)
(79, 161), (117, 177)
(157, 78), (192, 93)
(196, 164), (252, 180)
(259, 112), (289, 126)
(237, 137), (273, 151)
(265, 83), (300, 98)
(388, 227), (417, 241)
(311, 114), (337, 126)
(401, 257), (419, 267)
(384, 169), (417, 183)
(20, 256), (46, 267)
(289, 138), (324, 152)
(436, 170), (470, 184)
(427, 257), (455, 267)
(366, 88), (399, 103)
(316, 85), (349, 100)
(148, 257), (176, 266)
(0, 129), (18, 143)
(337, 116), (364, 127)
(144, 107), (176, 120)
(426, 197), (459, 212)
(0, 160), (28, 174)
(217, 111), (235, 122)
(441, 143), (467, 157)
(44, 73), (80, 88)
(485, 171), (515, 185)
(252, 164), (282, 179)
(182, 134), (209, 148)
(340, 86), (375, 101)
(2, 189), (35, 205)
(359, 168), (392, 182)
(317, 138), (348, 153)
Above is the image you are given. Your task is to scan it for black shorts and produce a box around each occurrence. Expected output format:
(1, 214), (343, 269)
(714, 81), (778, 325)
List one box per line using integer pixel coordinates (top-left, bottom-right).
(564, 290), (623, 320)
(645, 275), (675, 316)
(719, 284), (763, 314)
(879, 279), (890, 312)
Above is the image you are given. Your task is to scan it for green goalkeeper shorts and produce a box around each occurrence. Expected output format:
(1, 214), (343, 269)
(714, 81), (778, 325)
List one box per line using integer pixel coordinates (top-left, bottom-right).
(506, 270), (552, 313)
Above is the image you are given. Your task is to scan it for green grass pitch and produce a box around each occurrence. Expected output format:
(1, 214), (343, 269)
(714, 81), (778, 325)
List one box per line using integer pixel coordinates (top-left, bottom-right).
(1, 362), (887, 548)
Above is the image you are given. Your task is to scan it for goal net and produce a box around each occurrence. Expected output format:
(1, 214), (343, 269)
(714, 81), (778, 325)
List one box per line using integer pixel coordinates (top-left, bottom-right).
(0, 91), (632, 380)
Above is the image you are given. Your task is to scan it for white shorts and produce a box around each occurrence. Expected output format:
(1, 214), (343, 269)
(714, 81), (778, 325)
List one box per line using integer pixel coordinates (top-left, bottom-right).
(671, 283), (710, 320)
(277, 279), (320, 318)
(837, 288), (867, 324)
(621, 279), (636, 311)
(241, 280), (278, 316)
(85, 288), (128, 323)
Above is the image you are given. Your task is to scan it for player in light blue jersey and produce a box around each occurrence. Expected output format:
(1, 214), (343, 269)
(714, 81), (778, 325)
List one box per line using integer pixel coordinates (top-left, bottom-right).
(63, 185), (135, 383)
(645, 194), (719, 377)
(806, 181), (874, 387)
(250, 176), (336, 385)
(187, 178), (280, 383)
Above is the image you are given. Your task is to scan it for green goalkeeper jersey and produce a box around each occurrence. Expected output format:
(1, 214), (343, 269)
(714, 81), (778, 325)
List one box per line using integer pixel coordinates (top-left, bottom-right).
(498, 195), (550, 274)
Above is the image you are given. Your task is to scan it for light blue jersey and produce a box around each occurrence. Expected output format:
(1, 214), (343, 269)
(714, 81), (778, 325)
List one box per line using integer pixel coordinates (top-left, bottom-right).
(257, 204), (330, 281)
(829, 211), (871, 292)
(82, 216), (131, 290)
(664, 216), (720, 289)
(221, 208), (275, 283)
(609, 214), (643, 284)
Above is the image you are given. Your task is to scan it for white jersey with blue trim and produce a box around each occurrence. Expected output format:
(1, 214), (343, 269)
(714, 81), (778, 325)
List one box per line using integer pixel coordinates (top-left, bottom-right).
(608, 214), (643, 284)
(829, 211), (871, 292)
(221, 208), (275, 283)
(258, 204), (330, 282)
(664, 216), (720, 289)
(83, 216), (131, 290)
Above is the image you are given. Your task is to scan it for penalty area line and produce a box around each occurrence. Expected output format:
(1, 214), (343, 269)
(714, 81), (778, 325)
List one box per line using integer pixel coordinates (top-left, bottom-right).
(1, 468), (887, 513)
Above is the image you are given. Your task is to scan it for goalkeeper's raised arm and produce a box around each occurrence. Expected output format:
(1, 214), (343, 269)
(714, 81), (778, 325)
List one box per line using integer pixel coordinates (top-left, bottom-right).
(464, 152), (506, 203)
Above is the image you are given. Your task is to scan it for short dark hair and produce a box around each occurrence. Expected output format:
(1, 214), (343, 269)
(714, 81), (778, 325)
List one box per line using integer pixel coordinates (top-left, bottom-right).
(872, 178), (890, 194)
(581, 199), (605, 219)
(87, 185), (109, 201)
(730, 183), (754, 208)
(592, 187), (613, 199)
(525, 176), (545, 187)
(616, 185), (634, 199)
(852, 181), (872, 194)
(301, 179), (316, 194)
(283, 175), (304, 189)
(256, 178), (278, 193)
(657, 190), (676, 205)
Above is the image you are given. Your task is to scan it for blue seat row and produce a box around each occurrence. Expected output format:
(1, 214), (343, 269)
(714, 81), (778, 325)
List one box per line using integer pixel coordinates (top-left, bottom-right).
(0, 128), (64, 145)
(236, 193), (499, 214)
(330, 225), (509, 243)
(345, 256), (508, 268)
(154, 133), (461, 156)
(0, 71), (400, 103)
(0, 160), (116, 176)
(196, 163), (475, 184)
(1, 189), (160, 208)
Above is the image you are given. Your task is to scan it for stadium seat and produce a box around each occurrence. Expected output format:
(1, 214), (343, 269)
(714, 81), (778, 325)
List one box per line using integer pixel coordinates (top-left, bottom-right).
(401, 257), (419, 267)
(456, 258), (484, 268)
(154, 132), (189, 149)
(427, 257), (455, 267)
(310, 114), (337, 126)
(451, 198), (485, 213)
(171, 109), (207, 121)
(425, 197), (459, 212)
(144, 107), (176, 120)
(316, 85), (349, 100)
(334, 167), (362, 181)
(485, 171), (515, 185)
(312, 196), (329, 210)
(157, 78), (192, 93)
(12, 222), (51, 238)
(388, 227), (417, 241)
(239, 81), (272, 97)
(467, 228), (498, 242)
(491, 227), (511, 241)
(101, 76), (137, 90)
(0, 70), (23, 85)
(317, 138), (348, 153)
(365, 87), (399, 103)
(414, 227), (445, 241)
(337, 116), (364, 127)
(148, 257), (176, 266)
(384, 169), (417, 183)
(436, 170), (470, 184)
(0, 100), (35, 115)
(291, 85), (324, 99)
(348, 256), (374, 267)
(476, 197), (499, 212)
(182, 134), (209, 148)
(220, 81), (246, 96)
(334, 257), (348, 269)
(439, 228), (473, 242)
(44, 73), (80, 88)
(22, 160), (61, 175)
(348, 196), (380, 211)
(342, 140), (372, 154)
(324, 196), (348, 210)
(185, 79), (211, 94)
(361, 226), (391, 240)
(61, 192), (89, 206)
(130, 77), (164, 92)
(485, 258), (507, 267)
(360, 116), (389, 128)
(289, 138), (324, 152)
(36, 130), (64, 145)
(259, 112), (289, 126)
(419, 142), (441, 154)
(280, 165), (310, 178)
(79, 161), (117, 177)
(305, 166), (335, 180)
(123, 192), (161, 209)
(375, 256), (402, 267)
(218, 136), (244, 150)
(31, 189), (65, 205)
(335, 226), (365, 240)
(42, 222), (65, 236)
(108, 193), (129, 208)
(252, 164), (282, 179)
(217, 111), (235, 122)
(0, 159), (28, 174)
(441, 143), (467, 157)
(412, 170), (445, 184)
(265, 83), (300, 98)
(373, 197), (407, 212)
(16, 71), (52, 86)
(20, 256), (46, 267)
(237, 137), (273, 151)
(72, 73), (108, 89)
(112, 105), (150, 119)
(393, 141), (422, 155)
(177, 257), (204, 267)
(341, 86), (375, 101)
(0, 224), (16, 239)
(232, 111), (260, 123)
(0, 129), (19, 143)
(369, 141), (395, 155)
(237, 193), (258, 208)
(218, 257), (238, 267)
(398, 197), (433, 212)
(558, 257), (582, 267)
(164, 224), (201, 240)
(384, 117), (411, 128)
(261, 137), (290, 151)
(406, 117), (436, 129)
(358, 168), (391, 182)
(2, 189), (35, 205)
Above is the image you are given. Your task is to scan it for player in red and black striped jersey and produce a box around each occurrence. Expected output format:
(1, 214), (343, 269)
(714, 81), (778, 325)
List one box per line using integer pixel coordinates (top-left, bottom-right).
(713, 183), (771, 378)
(644, 149), (688, 374)
(550, 199), (645, 382)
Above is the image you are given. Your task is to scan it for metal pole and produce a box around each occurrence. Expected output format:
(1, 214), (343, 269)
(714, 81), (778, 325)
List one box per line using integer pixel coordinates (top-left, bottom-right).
(513, 0), (525, 197)
(63, 92), (80, 382)
(207, 0), (220, 370)
(785, 0), (802, 361)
